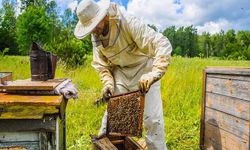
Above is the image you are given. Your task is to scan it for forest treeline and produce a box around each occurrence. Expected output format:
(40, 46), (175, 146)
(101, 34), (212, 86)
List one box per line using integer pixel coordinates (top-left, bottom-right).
(0, 0), (249, 67)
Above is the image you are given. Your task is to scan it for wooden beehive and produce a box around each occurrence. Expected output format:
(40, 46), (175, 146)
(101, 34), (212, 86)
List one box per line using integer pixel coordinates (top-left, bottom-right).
(200, 67), (250, 150)
(0, 79), (68, 150)
(107, 91), (145, 137)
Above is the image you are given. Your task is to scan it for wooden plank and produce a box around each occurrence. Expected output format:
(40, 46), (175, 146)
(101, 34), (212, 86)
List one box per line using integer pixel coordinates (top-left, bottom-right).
(205, 107), (249, 140)
(39, 132), (48, 150)
(206, 92), (249, 120)
(124, 137), (144, 150)
(93, 137), (118, 150)
(0, 116), (56, 132)
(56, 117), (65, 150)
(0, 146), (28, 150)
(0, 78), (66, 91)
(200, 69), (207, 149)
(207, 74), (250, 82)
(0, 105), (59, 119)
(206, 77), (250, 101)
(0, 142), (39, 150)
(0, 93), (63, 106)
(0, 132), (39, 142)
(204, 123), (249, 150)
(137, 139), (147, 149)
(205, 67), (250, 76)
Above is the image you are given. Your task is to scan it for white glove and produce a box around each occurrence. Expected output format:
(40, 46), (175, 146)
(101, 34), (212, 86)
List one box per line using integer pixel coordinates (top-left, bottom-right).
(101, 84), (114, 99)
(139, 72), (163, 93)
(55, 79), (78, 100)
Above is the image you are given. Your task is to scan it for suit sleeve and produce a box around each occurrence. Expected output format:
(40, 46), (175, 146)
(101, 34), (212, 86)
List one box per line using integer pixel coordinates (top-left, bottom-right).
(126, 16), (172, 79)
(92, 46), (114, 88)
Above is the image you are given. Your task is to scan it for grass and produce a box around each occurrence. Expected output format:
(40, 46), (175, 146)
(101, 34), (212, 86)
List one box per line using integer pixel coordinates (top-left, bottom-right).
(0, 55), (249, 150)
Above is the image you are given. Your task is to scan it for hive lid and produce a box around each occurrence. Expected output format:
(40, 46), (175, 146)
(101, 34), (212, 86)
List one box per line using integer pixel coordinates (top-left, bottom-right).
(0, 78), (67, 91)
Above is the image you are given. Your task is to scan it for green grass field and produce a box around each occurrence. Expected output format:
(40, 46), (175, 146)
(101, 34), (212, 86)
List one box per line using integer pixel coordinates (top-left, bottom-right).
(0, 56), (249, 150)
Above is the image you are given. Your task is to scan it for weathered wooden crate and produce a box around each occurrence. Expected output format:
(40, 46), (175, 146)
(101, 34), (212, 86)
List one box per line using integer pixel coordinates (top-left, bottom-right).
(107, 91), (145, 137)
(0, 72), (12, 84)
(200, 67), (250, 150)
(0, 93), (67, 150)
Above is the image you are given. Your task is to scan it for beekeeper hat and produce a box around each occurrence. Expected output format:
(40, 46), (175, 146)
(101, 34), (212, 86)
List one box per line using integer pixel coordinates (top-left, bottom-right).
(74, 0), (110, 39)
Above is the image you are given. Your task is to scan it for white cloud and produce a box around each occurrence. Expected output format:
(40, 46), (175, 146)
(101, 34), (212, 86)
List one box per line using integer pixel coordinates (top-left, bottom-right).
(68, 0), (78, 12)
(126, 0), (250, 34)
(196, 19), (232, 34)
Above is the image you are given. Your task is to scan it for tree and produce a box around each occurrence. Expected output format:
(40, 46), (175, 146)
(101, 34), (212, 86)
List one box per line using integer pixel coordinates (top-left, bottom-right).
(16, 5), (53, 55)
(0, 0), (18, 55)
(184, 25), (198, 57)
(163, 26), (176, 49)
(211, 30), (225, 57)
(44, 7), (92, 67)
(19, 0), (47, 10)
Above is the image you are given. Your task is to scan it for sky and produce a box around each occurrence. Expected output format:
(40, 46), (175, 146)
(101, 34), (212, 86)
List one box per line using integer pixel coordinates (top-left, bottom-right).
(0, 0), (250, 34)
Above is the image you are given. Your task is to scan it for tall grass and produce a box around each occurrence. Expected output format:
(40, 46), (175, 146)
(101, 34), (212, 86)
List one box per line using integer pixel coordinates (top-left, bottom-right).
(0, 56), (249, 150)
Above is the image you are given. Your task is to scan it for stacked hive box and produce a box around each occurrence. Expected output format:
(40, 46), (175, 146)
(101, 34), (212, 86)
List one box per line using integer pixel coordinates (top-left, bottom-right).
(200, 67), (250, 150)
(0, 79), (68, 150)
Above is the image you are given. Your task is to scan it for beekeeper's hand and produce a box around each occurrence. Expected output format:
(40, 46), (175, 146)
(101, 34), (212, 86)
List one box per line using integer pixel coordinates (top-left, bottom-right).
(101, 84), (114, 100)
(139, 72), (162, 93)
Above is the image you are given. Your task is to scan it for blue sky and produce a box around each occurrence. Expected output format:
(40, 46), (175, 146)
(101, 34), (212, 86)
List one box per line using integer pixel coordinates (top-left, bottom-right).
(0, 0), (250, 34)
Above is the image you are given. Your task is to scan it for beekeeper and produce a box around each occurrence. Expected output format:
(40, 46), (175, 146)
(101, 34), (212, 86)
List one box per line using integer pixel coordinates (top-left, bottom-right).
(74, 0), (172, 149)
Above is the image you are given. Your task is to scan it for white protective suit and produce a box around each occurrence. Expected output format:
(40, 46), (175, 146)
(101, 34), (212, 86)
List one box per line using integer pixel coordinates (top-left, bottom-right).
(92, 3), (172, 150)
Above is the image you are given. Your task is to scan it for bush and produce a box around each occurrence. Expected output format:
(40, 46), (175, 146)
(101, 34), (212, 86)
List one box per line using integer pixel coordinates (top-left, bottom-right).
(44, 29), (92, 68)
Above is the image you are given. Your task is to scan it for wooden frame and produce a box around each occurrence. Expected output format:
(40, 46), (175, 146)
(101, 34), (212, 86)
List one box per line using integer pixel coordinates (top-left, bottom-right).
(107, 90), (145, 137)
(92, 135), (144, 150)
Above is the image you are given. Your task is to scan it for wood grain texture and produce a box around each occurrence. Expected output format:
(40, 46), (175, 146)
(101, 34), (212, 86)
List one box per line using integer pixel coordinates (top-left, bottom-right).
(0, 146), (28, 150)
(0, 132), (39, 142)
(204, 123), (249, 150)
(201, 68), (250, 150)
(205, 67), (250, 75)
(0, 93), (63, 106)
(0, 105), (59, 119)
(0, 78), (66, 91)
(124, 137), (144, 150)
(205, 107), (249, 140)
(0, 93), (64, 119)
(0, 116), (56, 132)
(207, 74), (250, 82)
(0, 142), (39, 150)
(206, 92), (249, 121)
(200, 69), (207, 149)
(93, 137), (118, 150)
(206, 77), (250, 101)
(56, 116), (66, 150)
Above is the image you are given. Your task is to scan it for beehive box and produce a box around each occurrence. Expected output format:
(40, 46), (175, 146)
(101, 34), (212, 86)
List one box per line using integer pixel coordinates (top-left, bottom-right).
(92, 135), (144, 150)
(107, 91), (145, 137)
(0, 93), (67, 150)
(200, 67), (250, 150)
(0, 72), (12, 84)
